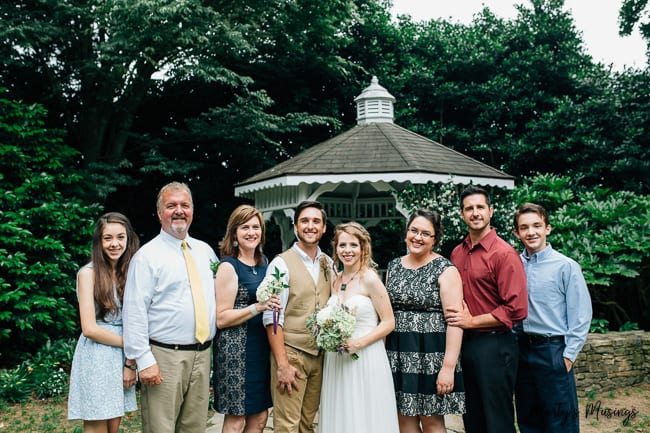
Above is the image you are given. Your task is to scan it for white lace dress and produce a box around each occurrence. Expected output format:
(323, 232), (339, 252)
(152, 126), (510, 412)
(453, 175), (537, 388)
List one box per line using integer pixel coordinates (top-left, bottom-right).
(318, 294), (399, 433)
(68, 266), (136, 420)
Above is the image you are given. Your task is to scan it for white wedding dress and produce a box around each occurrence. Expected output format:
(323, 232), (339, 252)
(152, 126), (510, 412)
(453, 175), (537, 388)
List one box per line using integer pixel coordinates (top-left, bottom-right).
(318, 294), (399, 433)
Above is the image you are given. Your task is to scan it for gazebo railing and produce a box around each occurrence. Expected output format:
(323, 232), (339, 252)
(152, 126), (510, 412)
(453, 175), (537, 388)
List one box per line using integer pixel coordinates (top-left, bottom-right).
(320, 197), (400, 224)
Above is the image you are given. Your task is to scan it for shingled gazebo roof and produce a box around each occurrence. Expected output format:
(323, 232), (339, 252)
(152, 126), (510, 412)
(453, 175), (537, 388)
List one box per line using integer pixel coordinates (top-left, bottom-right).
(234, 77), (514, 246)
(236, 121), (513, 193)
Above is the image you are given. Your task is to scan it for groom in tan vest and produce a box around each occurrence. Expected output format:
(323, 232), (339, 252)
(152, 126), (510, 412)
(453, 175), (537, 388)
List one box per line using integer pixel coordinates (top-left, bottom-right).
(263, 201), (332, 433)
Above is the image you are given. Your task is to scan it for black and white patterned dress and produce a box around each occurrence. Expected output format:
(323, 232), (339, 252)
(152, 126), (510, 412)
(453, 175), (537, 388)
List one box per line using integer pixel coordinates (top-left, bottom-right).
(385, 256), (465, 416)
(213, 257), (272, 415)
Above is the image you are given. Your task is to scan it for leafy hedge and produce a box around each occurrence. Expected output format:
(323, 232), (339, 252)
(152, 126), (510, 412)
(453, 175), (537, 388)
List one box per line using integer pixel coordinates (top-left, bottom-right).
(0, 94), (100, 366)
(514, 174), (650, 328)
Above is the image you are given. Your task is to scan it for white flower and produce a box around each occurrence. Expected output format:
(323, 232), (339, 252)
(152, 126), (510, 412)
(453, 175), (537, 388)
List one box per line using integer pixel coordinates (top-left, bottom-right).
(316, 305), (334, 323)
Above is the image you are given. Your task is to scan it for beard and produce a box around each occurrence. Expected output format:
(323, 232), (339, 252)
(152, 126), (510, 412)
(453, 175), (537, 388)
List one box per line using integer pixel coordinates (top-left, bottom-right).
(170, 218), (189, 235)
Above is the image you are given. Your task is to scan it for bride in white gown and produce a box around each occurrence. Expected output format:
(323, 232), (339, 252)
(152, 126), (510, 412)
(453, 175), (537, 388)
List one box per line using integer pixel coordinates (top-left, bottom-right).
(318, 222), (399, 433)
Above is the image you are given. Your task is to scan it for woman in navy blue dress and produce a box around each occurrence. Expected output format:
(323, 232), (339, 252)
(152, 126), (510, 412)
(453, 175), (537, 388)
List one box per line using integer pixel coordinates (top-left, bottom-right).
(213, 205), (280, 433)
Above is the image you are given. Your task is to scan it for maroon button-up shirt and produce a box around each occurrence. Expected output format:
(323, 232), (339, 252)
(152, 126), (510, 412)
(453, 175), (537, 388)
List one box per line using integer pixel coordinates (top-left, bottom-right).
(451, 228), (528, 331)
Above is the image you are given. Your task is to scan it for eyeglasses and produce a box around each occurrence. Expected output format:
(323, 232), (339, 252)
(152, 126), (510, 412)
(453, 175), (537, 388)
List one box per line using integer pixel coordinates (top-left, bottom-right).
(408, 227), (435, 239)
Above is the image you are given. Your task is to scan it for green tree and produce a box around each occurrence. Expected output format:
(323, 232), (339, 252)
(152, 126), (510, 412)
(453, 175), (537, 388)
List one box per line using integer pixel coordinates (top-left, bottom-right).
(620, 0), (650, 55)
(379, 0), (648, 193)
(0, 0), (253, 168)
(396, 180), (517, 257)
(0, 94), (99, 366)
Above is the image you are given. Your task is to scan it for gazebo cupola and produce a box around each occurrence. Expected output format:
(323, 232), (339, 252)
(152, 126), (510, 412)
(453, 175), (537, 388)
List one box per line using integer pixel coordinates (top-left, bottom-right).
(235, 76), (515, 249)
(354, 76), (395, 124)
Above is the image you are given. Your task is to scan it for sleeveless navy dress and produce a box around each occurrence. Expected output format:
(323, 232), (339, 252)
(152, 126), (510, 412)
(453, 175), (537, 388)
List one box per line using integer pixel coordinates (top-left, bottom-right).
(213, 256), (272, 415)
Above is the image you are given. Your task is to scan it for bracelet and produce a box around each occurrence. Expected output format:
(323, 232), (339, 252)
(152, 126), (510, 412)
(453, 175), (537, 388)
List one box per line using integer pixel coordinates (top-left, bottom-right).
(124, 362), (137, 371)
(249, 304), (260, 316)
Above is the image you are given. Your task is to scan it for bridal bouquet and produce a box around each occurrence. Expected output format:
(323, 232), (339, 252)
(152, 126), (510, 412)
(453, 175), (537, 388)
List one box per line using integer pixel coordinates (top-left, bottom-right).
(306, 301), (359, 360)
(256, 266), (288, 334)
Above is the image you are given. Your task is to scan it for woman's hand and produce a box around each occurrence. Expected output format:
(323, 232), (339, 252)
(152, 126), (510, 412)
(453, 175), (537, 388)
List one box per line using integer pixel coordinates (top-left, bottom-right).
(123, 364), (137, 388)
(261, 294), (282, 312)
(436, 365), (455, 395)
(344, 338), (362, 354)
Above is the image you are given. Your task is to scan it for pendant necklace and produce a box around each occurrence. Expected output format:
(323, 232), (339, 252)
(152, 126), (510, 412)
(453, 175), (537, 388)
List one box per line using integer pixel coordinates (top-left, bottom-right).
(239, 257), (257, 275)
(340, 270), (359, 291)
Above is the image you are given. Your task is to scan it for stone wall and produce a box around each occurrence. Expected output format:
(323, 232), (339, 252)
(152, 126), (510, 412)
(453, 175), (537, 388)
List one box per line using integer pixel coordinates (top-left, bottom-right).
(574, 331), (650, 397)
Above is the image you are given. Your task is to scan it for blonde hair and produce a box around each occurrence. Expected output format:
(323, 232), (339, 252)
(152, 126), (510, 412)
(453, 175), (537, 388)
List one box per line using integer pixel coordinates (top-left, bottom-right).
(331, 222), (377, 274)
(156, 181), (193, 212)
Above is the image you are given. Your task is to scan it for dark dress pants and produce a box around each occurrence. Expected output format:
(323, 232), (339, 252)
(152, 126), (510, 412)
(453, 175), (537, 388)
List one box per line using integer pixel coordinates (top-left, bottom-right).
(461, 331), (518, 433)
(515, 337), (579, 433)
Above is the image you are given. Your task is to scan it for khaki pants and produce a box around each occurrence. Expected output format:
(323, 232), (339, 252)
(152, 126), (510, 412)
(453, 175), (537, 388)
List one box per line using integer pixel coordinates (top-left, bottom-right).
(141, 345), (211, 433)
(271, 347), (323, 433)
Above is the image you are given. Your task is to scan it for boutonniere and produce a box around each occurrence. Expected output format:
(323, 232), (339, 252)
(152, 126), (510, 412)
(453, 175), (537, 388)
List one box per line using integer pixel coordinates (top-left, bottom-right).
(210, 259), (220, 278)
(320, 255), (330, 282)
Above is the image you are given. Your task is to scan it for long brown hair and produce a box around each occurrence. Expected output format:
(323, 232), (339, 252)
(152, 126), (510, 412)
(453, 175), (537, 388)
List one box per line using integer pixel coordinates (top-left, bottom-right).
(90, 212), (139, 319)
(218, 205), (266, 265)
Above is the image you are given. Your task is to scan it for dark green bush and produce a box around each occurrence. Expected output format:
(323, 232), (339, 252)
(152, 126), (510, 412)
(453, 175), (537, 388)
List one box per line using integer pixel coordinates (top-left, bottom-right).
(33, 367), (69, 400)
(0, 367), (32, 403)
(619, 321), (640, 332)
(514, 174), (650, 329)
(0, 94), (100, 366)
(23, 338), (75, 399)
(590, 318), (610, 334)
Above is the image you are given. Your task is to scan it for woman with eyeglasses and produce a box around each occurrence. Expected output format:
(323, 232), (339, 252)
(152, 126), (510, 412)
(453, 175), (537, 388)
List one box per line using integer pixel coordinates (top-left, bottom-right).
(385, 209), (465, 433)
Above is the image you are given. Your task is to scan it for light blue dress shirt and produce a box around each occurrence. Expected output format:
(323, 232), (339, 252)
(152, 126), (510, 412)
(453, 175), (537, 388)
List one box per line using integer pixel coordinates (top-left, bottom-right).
(521, 244), (592, 362)
(123, 230), (218, 370)
(262, 243), (331, 328)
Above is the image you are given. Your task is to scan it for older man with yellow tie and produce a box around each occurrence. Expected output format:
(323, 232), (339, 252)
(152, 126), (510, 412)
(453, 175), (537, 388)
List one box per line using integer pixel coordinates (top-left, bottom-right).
(124, 181), (218, 433)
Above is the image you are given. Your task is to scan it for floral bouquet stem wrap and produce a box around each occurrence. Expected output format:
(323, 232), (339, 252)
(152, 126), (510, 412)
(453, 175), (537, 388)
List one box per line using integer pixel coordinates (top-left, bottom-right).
(256, 266), (289, 334)
(306, 300), (359, 360)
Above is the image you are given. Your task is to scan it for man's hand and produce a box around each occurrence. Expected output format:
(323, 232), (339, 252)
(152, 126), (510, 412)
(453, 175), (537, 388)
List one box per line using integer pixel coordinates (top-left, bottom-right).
(445, 300), (474, 329)
(564, 357), (573, 372)
(138, 364), (163, 386)
(276, 363), (301, 396)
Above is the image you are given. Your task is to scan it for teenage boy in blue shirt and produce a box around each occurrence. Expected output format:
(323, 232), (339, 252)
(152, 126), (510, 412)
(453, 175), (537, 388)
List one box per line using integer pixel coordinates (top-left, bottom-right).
(513, 202), (592, 433)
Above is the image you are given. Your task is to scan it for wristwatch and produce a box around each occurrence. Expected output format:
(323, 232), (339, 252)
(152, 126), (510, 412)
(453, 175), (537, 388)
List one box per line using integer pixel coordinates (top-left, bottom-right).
(124, 362), (137, 371)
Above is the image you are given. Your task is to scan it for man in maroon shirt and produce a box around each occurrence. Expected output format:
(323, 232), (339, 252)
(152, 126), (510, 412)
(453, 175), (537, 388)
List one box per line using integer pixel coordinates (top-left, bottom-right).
(447, 185), (528, 433)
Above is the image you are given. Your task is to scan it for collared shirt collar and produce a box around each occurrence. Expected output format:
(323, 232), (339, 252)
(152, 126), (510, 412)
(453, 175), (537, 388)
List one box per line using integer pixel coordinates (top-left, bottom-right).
(521, 243), (553, 262)
(463, 227), (498, 251)
(159, 229), (193, 249)
(291, 242), (323, 263)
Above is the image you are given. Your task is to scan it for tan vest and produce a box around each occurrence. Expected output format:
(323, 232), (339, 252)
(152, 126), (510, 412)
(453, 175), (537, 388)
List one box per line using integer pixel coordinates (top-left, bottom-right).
(280, 249), (331, 356)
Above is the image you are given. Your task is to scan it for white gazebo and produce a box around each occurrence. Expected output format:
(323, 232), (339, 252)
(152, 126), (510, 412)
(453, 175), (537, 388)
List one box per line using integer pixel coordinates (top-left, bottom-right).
(235, 76), (514, 248)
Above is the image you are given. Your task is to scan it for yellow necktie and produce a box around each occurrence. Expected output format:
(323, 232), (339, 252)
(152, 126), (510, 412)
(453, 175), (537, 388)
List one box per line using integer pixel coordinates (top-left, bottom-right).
(181, 240), (210, 343)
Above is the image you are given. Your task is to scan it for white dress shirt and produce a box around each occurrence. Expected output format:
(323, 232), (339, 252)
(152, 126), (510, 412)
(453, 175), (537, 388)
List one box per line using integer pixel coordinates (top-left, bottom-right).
(123, 230), (218, 370)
